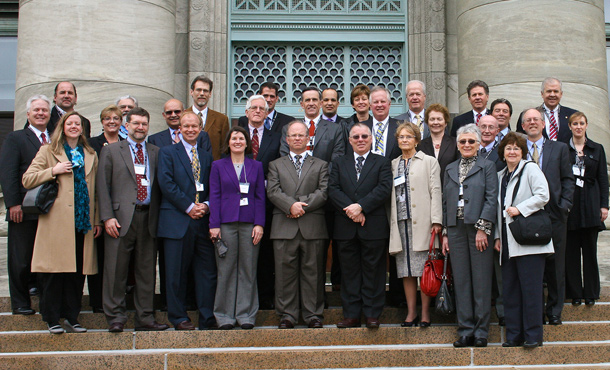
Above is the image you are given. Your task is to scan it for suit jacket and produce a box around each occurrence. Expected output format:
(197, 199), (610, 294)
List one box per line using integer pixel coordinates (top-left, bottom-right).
(266, 155), (329, 240)
(185, 107), (229, 161)
(328, 152), (393, 240)
(244, 127), (281, 177)
(537, 139), (575, 222)
(157, 141), (213, 239)
(481, 146), (506, 172)
(417, 134), (459, 180)
(24, 106), (91, 138)
(0, 128), (43, 221)
(393, 110), (430, 140)
(450, 108), (490, 137)
(516, 104), (577, 144)
(88, 133), (123, 156)
(96, 140), (160, 237)
(209, 156), (266, 228)
(238, 110), (295, 135)
(280, 118), (345, 165)
(443, 156), (498, 227)
(360, 117), (402, 161)
(148, 128), (212, 155)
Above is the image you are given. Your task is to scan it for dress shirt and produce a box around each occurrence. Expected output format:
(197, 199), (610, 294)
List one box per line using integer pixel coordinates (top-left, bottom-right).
(371, 116), (389, 156)
(543, 104), (559, 138)
(472, 109), (488, 123)
(181, 139), (209, 213)
(126, 137), (151, 205)
(353, 150), (371, 178)
(305, 115), (321, 154)
(289, 151), (309, 163)
(322, 114), (339, 123)
(192, 106), (209, 129)
(169, 127), (182, 142)
(527, 137), (545, 169)
(409, 109), (425, 124)
(55, 105), (67, 116)
(265, 110), (277, 129)
(248, 124), (264, 146)
(482, 141), (496, 153)
(27, 125), (50, 144)
(497, 127), (509, 142)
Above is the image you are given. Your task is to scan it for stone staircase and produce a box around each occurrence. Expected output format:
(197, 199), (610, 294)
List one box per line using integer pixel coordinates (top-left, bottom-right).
(1, 289), (610, 369)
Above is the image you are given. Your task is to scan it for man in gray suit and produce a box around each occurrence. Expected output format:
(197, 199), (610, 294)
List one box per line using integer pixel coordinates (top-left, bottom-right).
(97, 107), (169, 333)
(267, 121), (329, 329)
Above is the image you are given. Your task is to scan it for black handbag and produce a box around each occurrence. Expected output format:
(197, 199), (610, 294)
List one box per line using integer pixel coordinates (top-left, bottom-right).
(213, 238), (228, 258)
(507, 162), (552, 245)
(22, 181), (58, 214)
(435, 252), (455, 315)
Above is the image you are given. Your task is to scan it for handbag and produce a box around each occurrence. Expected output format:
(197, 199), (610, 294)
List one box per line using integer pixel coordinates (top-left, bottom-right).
(435, 252), (455, 315)
(507, 162), (553, 245)
(421, 230), (443, 297)
(22, 180), (58, 214)
(213, 237), (228, 258)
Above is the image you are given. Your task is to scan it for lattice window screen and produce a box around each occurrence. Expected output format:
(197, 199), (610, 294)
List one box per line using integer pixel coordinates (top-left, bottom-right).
(233, 0), (401, 13)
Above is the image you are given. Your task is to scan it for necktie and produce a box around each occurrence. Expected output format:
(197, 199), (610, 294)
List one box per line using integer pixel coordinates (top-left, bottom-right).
(480, 147), (487, 155)
(191, 147), (200, 203)
(198, 112), (204, 128)
(476, 113), (482, 124)
(40, 133), (48, 144)
(264, 117), (271, 130)
(375, 122), (385, 156)
(173, 129), (181, 144)
(307, 120), (315, 151)
(532, 144), (540, 166)
(293, 154), (302, 177)
(548, 109), (558, 140)
(251, 128), (259, 160)
(498, 132), (504, 143)
(416, 115), (424, 134)
(356, 156), (364, 179)
(327, 117), (334, 123)
(135, 143), (146, 202)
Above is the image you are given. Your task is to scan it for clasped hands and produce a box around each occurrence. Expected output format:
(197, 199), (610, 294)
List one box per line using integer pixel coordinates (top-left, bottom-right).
(188, 203), (209, 220)
(344, 203), (365, 226)
(287, 201), (308, 219)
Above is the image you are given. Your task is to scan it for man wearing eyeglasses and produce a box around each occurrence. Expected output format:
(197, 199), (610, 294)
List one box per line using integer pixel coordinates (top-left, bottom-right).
(478, 116), (505, 172)
(149, 99), (211, 152)
(238, 82), (295, 134)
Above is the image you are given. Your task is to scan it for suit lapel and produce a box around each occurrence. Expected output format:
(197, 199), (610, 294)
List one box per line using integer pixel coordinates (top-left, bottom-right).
(221, 158), (241, 188)
(282, 156), (300, 188)
(177, 143), (196, 185)
(204, 111), (214, 133)
(313, 120), (328, 150)
(24, 129), (42, 151)
(162, 130), (172, 147)
(296, 155), (315, 191)
(357, 154), (374, 186)
(257, 129), (271, 160)
(438, 135), (451, 161)
(541, 141), (553, 173)
(385, 119), (398, 158)
(147, 144), (157, 182)
(119, 142), (137, 180)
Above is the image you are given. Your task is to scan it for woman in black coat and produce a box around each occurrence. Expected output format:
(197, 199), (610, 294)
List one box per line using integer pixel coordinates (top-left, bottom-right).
(417, 103), (459, 182)
(565, 112), (609, 306)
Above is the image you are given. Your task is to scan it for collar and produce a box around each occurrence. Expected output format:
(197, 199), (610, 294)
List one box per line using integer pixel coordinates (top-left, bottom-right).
(409, 109), (424, 119)
(373, 115), (389, 126)
(267, 110), (276, 120)
(248, 123), (264, 136)
(322, 114), (338, 122)
(127, 136), (146, 149)
(55, 105), (67, 116)
(27, 124), (47, 138)
(543, 104), (558, 113)
(499, 127), (509, 136)
(483, 141), (496, 152)
(472, 109), (487, 117)
(192, 105), (208, 116)
(305, 115), (321, 127)
(353, 150), (370, 162)
(181, 138), (195, 152)
(527, 136), (544, 149)
(290, 151), (308, 161)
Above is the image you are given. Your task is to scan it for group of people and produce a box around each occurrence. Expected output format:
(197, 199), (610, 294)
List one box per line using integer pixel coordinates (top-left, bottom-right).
(0, 76), (606, 350)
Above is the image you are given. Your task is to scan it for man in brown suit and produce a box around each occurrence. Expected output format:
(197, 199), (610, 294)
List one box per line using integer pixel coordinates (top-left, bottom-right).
(186, 76), (229, 160)
(266, 121), (329, 329)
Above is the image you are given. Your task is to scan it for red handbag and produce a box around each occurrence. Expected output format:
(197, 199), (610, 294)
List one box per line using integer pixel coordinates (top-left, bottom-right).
(421, 230), (444, 297)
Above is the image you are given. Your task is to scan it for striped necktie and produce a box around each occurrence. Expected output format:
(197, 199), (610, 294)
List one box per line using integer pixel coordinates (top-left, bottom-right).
(547, 109), (558, 140)
(191, 147), (200, 202)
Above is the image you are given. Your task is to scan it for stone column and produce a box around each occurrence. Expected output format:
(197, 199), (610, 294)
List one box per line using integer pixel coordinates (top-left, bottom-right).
(455, 0), (609, 152)
(187, 0), (228, 114)
(15, 0), (176, 133)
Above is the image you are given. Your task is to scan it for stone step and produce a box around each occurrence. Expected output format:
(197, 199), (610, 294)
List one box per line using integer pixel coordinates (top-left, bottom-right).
(1, 342), (609, 369)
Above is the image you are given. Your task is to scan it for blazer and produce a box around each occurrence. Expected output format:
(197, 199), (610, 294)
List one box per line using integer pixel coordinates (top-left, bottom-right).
(157, 141), (213, 239)
(450, 108), (490, 137)
(96, 140), (160, 237)
(388, 152), (442, 255)
(516, 104), (577, 144)
(417, 134), (459, 181)
(328, 152), (393, 240)
(209, 156), (266, 228)
(538, 139), (574, 222)
(495, 160), (554, 261)
(244, 127), (281, 177)
(393, 110), (430, 140)
(0, 128), (43, 222)
(443, 155), (498, 227)
(280, 118), (345, 165)
(360, 117), (402, 161)
(481, 146), (507, 172)
(148, 128), (212, 154)
(185, 107), (229, 161)
(238, 110), (295, 135)
(88, 133), (123, 156)
(567, 138), (609, 230)
(24, 106), (92, 138)
(22, 145), (100, 274)
(266, 155), (329, 240)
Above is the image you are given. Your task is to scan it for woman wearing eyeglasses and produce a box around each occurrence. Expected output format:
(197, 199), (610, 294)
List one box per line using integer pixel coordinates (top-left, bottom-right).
(442, 124), (498, 348)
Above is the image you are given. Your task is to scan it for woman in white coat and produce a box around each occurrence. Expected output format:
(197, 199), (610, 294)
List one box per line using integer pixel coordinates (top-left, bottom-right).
(494, 132), (553, 349)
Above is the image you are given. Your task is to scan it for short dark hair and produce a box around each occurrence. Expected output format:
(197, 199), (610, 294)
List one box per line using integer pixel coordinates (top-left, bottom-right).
(301, 86), (321, 100)
(190, 75), (214, 92)
(222, 126), (252, 155)
(350, 84), (370, 105)
(258, 82), (279, 95)
(322, 88), (341, 99)
(54, 81), (77, 96)
(467, 80), (489, 96)
(497, 131), (528, 162)
(490, 98), (513, 116)
(126, 107), (150, 123)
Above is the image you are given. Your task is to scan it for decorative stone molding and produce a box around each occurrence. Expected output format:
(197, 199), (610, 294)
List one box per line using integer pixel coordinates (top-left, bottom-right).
(191, 37), (204, 50)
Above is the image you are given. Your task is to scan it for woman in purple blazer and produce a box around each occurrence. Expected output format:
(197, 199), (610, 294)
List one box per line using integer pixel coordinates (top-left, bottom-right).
(209, 126), (266, 330)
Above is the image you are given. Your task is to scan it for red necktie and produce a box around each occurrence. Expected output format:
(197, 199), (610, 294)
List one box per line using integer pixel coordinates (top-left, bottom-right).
(476, 113), (482, 124)
(251, 128), (259, 160)
(307, 120), (315, 151)
(548, 110), (558, 140)
(40, 133), (48, 144)
(135, 143), (146, 202)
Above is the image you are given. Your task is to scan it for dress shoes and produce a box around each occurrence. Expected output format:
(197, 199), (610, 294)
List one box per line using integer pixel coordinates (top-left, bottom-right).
(474, 338), (488, 347)
(279, 320), (294, 329)
(218, 324), (234, 330)
(29, 287), (39, 296)
(241, 323), (254, 330)
(547, 315), (562, 325)
(523, 341), (542, 348)
(13, 307), (35, 315)
(366, 317), (380, 329)
(108, 322), (124, 333)
(64, 319), (87, 333)
(572, 299), (582, 306)
(502, 340), (523, 347)
(92, 307), (104, 314)
(308, 319), (323, 328)
(175, 320), (196, 330)
(336, 318), (361, 328)
(419, 321), (431, 328)
(453, 336), (475, 348)
(135, 321), (170, 331)
(585, 299), (596, 306)
(47, 322), (64, 334)
(401, 316), (419, 327)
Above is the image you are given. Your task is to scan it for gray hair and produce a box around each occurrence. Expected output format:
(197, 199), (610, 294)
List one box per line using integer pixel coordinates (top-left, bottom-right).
(521, 107), (545, 121)
(456, 123), (482, 143)
(369, 86), (392, 103)
(286, 120), (309, 134)
(26, 94), (52, 112)
(115, 95), (139, 107)
(406, 80), (426, 95)
(245, 94), (269, 111)
(541, 77), (562, 93)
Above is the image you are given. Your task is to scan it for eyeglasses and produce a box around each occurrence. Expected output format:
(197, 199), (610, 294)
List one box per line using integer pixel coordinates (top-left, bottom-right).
(164, 110), (182, 115)
(102, 116), (121, 122)
(248, 106), (266, 111)
(398, 135), (416, 140)
(458, 139), (478, 145)
(288, 134), (307, 138)
(351, 134), (370, 140)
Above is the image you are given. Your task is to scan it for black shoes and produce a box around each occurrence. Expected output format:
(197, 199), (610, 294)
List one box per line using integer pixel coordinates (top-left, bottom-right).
(523, 341), (542, 348)
(572, 299), (582, 306)
(453, 336), (474, 348)
(502, 340), (523, 347)
(585, 299), (595, 306)
(547, 315), (562, 325)
(401, 316), (419, 327)
(474, 338), (488, 347)
(13, 307), (35, 315)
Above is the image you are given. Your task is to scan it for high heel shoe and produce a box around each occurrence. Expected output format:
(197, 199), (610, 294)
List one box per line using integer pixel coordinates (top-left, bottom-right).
(401, 316), (420, 327)
(419, 320), (431, 328)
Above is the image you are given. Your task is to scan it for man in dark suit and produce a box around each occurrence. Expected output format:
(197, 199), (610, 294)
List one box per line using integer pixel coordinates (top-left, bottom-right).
(394, 80), (429, 139)
(157, 111), (216, 330)
(149, 98), (211, 153)
(321, 88), (345, 123)
(450, 80), (490, 137)
(478, 116), (506, 172)
(516, 77), (577, 144)
(0, 95), (52, 315)
(97, 107), (168, 333)
(238, 82), (295, 134)
(267, 121), (329, 329)
(521, 108), (574, 325)
(328, 123), (392, 329)
(186, 76), (229, 160)
(490, 98), (512, 140)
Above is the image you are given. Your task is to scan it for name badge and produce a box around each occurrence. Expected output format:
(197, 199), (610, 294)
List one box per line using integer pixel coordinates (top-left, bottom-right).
(394, 175), (406, 187)
(459, 184), (464, 196)
(141, 178), (150, 187)
(196, 182), (204, 192)
(572, 165), (584, 177)
(240, 197), (249, 206)
(240, 182), (250, 194)
(576, 178), (584, 188)
(134, 164), (146, 175)
(457, 199), (464, 207)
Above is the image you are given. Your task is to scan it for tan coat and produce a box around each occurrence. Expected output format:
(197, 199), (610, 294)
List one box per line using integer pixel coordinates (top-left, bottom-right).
(22, 144), (100, 274)
(388, 151), (442, 254)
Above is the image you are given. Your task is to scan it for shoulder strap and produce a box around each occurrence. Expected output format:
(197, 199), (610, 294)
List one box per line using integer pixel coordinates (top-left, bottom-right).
(510, 161), (532, 205)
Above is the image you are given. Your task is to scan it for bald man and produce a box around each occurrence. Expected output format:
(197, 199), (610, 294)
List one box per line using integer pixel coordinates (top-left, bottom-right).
(148, 99), (212, 152)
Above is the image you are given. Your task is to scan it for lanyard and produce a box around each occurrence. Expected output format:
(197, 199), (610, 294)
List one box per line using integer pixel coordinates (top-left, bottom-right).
(129, 143), (149, 176)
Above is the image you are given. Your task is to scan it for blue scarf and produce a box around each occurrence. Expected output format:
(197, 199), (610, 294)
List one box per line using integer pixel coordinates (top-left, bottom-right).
(64, 143), (91, 234)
